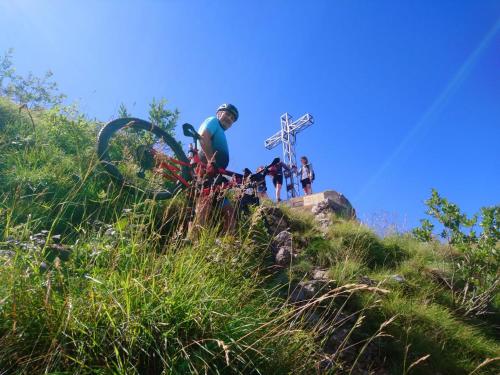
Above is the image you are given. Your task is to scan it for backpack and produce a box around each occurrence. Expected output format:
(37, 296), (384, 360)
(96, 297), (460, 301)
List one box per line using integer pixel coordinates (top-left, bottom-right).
(306, 163), (315, 181)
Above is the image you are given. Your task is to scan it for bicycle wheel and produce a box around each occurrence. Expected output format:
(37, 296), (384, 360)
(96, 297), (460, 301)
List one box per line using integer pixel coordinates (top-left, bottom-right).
(97, 117), (192, 200)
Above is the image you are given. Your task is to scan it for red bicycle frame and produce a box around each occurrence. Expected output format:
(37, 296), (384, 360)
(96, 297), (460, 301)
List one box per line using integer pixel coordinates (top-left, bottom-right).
(150, 145), (243, 192)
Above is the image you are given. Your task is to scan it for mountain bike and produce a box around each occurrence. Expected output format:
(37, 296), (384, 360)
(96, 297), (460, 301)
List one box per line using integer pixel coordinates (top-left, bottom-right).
(96, 118), (278, 201)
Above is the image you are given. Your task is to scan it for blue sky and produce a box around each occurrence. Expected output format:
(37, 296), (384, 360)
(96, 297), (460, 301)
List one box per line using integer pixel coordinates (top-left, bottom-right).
(1, 0), (499, 230)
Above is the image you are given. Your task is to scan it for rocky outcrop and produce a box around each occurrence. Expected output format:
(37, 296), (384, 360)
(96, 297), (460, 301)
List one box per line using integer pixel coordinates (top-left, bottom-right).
(288, 190), (356, 230)
(273, 230), (294, 266)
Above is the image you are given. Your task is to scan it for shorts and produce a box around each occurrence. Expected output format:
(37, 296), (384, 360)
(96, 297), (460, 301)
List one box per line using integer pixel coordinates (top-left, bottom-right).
(272, 174), (283, 186)
(301, 178), (311, 188)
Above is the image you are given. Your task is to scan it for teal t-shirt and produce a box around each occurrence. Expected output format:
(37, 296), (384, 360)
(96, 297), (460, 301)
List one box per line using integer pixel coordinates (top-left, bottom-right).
(197, 116), (229, 168)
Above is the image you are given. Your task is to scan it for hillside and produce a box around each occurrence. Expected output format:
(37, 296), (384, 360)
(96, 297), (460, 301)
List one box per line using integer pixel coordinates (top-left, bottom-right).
(0, 97), (499, 374)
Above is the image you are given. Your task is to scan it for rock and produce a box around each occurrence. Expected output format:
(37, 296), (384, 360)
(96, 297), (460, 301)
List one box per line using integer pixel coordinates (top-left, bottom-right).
(30, 231), (51, 247)
(32, 237), (46, 246)
(275, 246), (292, 266)
(303, 311), (322, 326)
(311, 195), (356, 229)
(51, 234), (62, 243)
(0, 250), (15, 258)
(274, 230), (292, 247)
(311, 268), (328, 280)
(272, 231), (294, 266)
(289, 190), (356, 221)
(359, 275), (377, 286)
(391, 274), (406, 283)
(289, 280), (330, 303)
(39, 261), (48, 273)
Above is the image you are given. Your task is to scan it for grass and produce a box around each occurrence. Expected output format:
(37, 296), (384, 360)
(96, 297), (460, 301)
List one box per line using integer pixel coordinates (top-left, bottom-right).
(0, 229), (319, 373)
(289, 214), (499, 374)
(1, 97), (499, 374)
(0, 183), (320, 374)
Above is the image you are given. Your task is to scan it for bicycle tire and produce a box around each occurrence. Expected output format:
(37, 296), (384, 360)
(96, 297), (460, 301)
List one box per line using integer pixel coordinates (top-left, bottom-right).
(97, 117), (191, 200)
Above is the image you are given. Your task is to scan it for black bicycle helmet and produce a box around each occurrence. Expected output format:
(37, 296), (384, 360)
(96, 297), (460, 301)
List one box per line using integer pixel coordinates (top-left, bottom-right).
(216, 103), (239, 121)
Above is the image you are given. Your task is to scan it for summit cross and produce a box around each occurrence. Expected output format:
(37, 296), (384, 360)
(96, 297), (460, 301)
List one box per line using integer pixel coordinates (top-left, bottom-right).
(264, 112), (314, 198)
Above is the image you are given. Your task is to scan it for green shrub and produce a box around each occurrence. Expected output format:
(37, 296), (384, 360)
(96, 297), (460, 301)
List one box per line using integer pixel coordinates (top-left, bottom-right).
(413, 189), (500, 316)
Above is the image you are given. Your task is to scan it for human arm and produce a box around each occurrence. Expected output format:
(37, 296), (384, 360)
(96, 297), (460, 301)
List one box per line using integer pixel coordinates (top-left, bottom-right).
(199, 128), (216, 163)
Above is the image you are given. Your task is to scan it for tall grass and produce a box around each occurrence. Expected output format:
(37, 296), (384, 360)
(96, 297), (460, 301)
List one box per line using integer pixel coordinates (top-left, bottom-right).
(289, 214), (499, 374)
(0, 215), (320, 373)
(1, 97), (499, 374)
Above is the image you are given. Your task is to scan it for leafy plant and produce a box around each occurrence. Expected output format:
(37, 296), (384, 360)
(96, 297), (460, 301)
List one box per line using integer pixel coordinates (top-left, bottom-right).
(0, 48), (15, 92)
(148, 97), (179, 136)
(412, 218), (434, 242)
(413, 189), (499, 316)
(118, 102), (131, 118)
(117, 99), (179, 137)
(0, 49), (65, 108)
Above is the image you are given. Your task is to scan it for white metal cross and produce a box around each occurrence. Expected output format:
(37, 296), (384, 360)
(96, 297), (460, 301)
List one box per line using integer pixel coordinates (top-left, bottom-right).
(264, 112), (314, 198)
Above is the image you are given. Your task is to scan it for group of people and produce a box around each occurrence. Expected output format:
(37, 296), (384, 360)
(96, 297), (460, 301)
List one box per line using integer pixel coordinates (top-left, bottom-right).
(248, 156), (315, 202)
(189, 103), (315, 237)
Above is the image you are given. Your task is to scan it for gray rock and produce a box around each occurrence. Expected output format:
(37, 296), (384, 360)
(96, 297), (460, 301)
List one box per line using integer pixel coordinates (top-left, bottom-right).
(359, 275), (377, 286)
(289, 280), (330, 302)
(311, 268), (329, 280)
(51, 234), (62, 243)
(39, 261), (48, 273)
(391, 274), (406, 283)
(0, 250), (15, 258)
(307, 192), (357, 230)
(275, 246), (292, 266)
(324, 327), (352, 353)
(105, 228), (117, 237)
(273, 231), (294, 266)
(274, 230), (292, 246)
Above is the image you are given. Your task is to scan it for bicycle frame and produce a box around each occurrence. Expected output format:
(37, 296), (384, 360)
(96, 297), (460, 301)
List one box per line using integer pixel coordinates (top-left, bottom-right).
(150, 137), (244, 195)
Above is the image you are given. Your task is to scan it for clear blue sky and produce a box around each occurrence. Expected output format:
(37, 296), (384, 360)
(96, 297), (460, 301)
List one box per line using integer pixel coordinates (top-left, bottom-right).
(1, 0), (499, 230)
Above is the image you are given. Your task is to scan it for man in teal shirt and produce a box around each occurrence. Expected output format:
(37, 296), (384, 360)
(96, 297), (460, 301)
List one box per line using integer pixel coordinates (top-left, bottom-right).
(190, 103), (239, 237)
(197, 103), (238, 169)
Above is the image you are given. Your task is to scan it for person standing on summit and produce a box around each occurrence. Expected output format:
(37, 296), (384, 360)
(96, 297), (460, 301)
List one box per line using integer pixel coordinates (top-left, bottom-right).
(296, 156), (315, 196)
(267, 158), (290, 202)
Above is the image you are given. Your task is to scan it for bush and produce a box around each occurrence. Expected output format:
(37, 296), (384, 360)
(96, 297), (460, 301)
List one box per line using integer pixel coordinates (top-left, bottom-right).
(412, 189), (500, 316)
